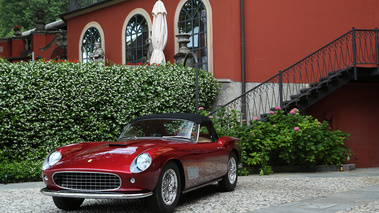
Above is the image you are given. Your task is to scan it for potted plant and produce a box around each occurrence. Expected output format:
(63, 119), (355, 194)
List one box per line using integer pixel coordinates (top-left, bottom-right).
(12, 25), (23, 36)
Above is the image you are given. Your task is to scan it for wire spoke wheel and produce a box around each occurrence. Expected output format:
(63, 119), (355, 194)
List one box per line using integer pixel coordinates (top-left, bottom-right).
(161, 168), (178, 205)
(218, 153), (238, 191)
(148, 162), (181, 212)
(228, 157), (237, 184)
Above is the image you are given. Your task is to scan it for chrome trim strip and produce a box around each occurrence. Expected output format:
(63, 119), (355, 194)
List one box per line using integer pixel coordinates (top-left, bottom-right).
(40, 187), (152, 199)
(182, 178), (222, 194)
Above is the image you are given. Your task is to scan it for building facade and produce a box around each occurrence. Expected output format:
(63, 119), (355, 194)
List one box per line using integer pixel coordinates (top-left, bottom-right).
(0, 18), (67, 62)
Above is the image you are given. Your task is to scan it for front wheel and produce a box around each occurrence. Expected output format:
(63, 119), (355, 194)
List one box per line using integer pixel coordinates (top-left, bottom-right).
(218, 152), (238, 191)
(52, 197), (84, 210)
(148, 162), (181, 213)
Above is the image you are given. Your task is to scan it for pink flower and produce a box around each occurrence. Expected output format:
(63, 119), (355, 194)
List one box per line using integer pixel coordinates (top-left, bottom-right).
(273, 125), (277, 127)
(208, 115), (213, 118)
(269, 111), (275, 114)
(275, 106), (281, 110)
(289, 110), (295, 114)
(294, 127), (299, 131)
(317, 122), (321, 126)
(253, 117), (259, 120)
(198, 107), (204, 110)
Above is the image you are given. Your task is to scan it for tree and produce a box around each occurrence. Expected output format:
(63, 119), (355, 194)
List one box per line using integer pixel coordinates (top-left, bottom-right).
(0, 0), (69, 37)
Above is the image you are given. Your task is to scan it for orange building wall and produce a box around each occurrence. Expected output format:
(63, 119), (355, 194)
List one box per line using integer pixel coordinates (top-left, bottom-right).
(307, 83), (379, 168)
(66, 0), (379, 82)
(243, 0), (379, 82)
(0, 33), (59, 61)
(33, 34), (59, 60)
(0, 40), (11, 58)
(11, 39), (25, 58)
(211, 0), (241, 81)
(66, 0), (242, 78)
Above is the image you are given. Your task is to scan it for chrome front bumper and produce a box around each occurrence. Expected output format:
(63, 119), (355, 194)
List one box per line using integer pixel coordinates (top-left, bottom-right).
(41, 187), (153, 199)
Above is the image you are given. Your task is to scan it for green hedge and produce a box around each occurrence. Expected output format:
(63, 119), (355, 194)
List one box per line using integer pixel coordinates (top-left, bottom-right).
(0, 59), (220, 183)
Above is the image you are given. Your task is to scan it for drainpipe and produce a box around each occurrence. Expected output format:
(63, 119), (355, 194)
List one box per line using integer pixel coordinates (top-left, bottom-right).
(241, 0), (247, 120)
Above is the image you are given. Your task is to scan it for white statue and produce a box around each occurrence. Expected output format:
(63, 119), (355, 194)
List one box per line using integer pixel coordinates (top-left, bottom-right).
(89, 42), (104, 62)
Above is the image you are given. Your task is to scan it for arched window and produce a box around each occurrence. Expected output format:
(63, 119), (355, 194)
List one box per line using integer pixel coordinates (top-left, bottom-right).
(178, 0), (208, 71)
(81, 27), (101, 63)
(125, 14), (149, 64)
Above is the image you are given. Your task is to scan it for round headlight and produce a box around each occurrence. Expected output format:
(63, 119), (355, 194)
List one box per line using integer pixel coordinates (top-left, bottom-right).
(136, 153), (152, 171)
(49, 151), (62, 165)
(42, 151), (62, 170)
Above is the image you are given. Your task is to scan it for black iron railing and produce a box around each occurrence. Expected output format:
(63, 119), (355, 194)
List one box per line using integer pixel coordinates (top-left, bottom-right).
(69, 0), (106, 11)
(211, 28), (379, 122)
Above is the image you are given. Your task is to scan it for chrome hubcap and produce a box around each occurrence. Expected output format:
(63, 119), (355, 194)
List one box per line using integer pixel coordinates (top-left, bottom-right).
(228, 157), (237, 184)
(161, 169), (178, 205)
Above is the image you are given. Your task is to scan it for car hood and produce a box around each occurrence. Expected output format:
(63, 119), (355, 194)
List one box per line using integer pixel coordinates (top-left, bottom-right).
(49, 139), (185, 172)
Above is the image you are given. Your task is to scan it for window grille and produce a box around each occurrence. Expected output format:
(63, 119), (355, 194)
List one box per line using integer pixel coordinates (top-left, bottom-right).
(81, 27), (101, 63)
(178, 0), (208, 71)
(125, 14), (149, 64)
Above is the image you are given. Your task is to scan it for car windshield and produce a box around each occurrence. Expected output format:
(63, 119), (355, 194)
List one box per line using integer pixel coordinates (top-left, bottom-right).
(118, 119), (198, 141)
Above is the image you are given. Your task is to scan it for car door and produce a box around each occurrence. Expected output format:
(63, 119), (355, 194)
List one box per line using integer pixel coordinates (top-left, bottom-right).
(182, 125), (228, 189)
(197, 141), (228, 179)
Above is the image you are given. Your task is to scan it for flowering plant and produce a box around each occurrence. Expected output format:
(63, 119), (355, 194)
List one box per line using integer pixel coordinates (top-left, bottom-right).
(207, 105), (352, 176)
(12, 25), (23, 31)
(243, 107), (352, 175)
(127, 62), (150, 66)
(39, 59), (79, 63)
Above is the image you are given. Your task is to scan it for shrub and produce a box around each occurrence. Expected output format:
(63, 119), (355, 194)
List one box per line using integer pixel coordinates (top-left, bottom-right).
(0, 160), (41, 183)
(206, 106), (352, 176)
(0, 60), (220, 183)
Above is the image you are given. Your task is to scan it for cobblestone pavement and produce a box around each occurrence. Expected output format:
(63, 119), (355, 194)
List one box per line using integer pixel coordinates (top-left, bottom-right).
(1, 168), (378, 213)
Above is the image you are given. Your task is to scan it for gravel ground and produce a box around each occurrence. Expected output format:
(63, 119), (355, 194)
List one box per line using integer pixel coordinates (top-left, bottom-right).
(1, 170), (378, 213)
(337, 201), (379, 213)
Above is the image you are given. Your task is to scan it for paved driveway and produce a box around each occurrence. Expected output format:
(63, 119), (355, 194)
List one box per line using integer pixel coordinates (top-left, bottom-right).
(1, 168), (378, 212)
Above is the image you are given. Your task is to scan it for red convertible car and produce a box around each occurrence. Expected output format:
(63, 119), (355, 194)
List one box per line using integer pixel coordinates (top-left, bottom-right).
(41, 113), (241, 213)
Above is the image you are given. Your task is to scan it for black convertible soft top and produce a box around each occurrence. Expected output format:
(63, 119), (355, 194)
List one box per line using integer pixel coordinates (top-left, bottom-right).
(130, 113), (218, 140)
(131, 113), (211, 124)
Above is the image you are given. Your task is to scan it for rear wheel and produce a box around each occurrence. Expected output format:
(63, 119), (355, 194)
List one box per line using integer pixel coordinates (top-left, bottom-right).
(52, 197), (84, 210)
(218, 152), (238, 191)
(148, 162), (181, 213)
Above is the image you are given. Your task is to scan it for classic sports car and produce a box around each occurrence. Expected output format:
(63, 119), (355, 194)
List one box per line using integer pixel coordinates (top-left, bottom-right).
(41, 113), (241, 213)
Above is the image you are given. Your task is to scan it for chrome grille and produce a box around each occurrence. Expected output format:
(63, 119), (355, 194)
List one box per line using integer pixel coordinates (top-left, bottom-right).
(53, 172), (121, 191)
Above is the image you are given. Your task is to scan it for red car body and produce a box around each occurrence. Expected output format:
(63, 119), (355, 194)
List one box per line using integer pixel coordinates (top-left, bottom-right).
(41, 113), (241, 212)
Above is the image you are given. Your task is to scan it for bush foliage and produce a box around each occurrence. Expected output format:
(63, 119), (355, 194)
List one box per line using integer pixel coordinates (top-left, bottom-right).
(207, 106), (352, 176)
(0, 59), (220, 183)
